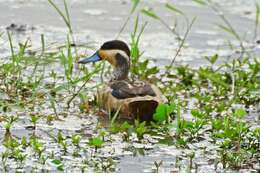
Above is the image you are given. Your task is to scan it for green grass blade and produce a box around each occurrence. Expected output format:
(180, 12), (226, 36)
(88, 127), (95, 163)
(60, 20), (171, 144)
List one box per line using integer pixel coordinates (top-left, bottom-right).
(192, 0), (206, 5)
(40, 34), (45, 56)
(165, 3), (184, 16)
(217, 23), (240, 41)
(176, 101), (181, 135)
(136, 22), (147, 45)
(141, 8), (159, 20)
(133, 14), (139, 36)
(19, 38), (29, 58)
(131, 0), (140, 14)
(63, 0), (72, 33)
(7, 32), (15, 61)
(116, 0), (140, 39)
(110, 105), (122, 125)
(256, 3), (260, 28)
(48, 0), (70, 30)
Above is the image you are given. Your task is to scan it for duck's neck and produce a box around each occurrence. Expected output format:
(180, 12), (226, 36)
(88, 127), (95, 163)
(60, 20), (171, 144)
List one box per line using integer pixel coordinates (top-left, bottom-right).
(112, 53), (130, 81)
(113, 64), (129, 80)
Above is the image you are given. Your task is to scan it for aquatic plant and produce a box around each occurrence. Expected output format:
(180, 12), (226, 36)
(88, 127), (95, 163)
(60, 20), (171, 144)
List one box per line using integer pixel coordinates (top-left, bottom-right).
(153, 103), (176, 124)
(30, 113), (40, 130)
(142, 3), (196, 67)
(3, 115), (18, 133)
(88, 137), (104, 152)
(153, 160), (163, 173)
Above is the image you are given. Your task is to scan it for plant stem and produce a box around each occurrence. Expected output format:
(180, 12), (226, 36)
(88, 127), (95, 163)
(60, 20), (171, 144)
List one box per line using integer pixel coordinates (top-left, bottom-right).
(168, 17), (196, 69)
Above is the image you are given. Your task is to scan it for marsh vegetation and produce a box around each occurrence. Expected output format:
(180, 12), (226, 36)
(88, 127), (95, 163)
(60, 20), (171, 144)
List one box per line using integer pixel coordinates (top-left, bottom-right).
(0, 0), (259, 172)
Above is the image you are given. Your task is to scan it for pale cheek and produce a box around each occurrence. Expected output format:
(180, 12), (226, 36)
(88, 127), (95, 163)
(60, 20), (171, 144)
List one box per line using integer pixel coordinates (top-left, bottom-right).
(106, 57), (117, 67)
(98, 50), (107, 60)
(99, 51), (113, 65)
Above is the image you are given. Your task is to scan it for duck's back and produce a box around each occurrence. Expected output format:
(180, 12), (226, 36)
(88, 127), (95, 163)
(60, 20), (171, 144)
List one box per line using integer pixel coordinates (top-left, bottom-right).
(109, 80), (156, 99)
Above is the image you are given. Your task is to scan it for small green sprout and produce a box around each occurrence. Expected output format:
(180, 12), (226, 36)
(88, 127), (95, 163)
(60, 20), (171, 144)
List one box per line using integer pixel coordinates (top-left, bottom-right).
(154, 160), (163, 173)
(134, 120), (147, 138)
(30, 113), (40, 130)
(30, 137), (44, 158)
(71, 134), (81, 147)
(3, 115), (18, 133)
(88, 137), (104, 152)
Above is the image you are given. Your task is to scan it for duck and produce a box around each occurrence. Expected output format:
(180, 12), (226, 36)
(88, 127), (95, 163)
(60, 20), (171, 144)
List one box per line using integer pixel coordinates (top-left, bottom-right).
(78, 40), (167, 121)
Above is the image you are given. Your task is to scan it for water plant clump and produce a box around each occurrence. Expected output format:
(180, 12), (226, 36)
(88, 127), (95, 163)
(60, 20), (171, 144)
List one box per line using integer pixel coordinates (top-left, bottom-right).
(0, 0), (259, 172)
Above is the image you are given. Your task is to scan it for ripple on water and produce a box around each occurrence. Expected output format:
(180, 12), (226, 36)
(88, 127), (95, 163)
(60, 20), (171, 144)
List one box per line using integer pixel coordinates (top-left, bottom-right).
(83, 9), (107, 16)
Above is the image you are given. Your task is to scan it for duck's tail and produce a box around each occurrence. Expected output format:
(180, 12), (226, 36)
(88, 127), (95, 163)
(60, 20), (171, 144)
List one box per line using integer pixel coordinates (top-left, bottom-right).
(128, 100), (158, 122)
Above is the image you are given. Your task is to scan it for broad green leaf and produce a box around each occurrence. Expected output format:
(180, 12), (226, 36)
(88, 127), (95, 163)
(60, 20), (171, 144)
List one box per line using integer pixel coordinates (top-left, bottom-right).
(234, 108), (247, 118)
(153, 104), (168, 122)
(52, 159), (62, 165)
(253, 127), (260, 137)
(153, 103), (176, 123)
(88, 137), (104, 148)
(167, 103), (176, 115)
(121, 121), (131, 131)
(212, 119), (223, 130)
(51, 159), (64, 171)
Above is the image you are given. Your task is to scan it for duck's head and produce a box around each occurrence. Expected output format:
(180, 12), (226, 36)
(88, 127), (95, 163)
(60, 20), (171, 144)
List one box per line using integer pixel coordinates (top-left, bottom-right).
(78, 40), (131, 80)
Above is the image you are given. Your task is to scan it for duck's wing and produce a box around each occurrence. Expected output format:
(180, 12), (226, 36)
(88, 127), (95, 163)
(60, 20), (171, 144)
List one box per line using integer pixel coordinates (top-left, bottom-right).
(109, 80), (156, 99)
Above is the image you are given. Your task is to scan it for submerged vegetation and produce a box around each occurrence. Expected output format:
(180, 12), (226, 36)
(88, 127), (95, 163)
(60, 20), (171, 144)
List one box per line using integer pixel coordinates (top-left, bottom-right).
(0, 0), (259, 172)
